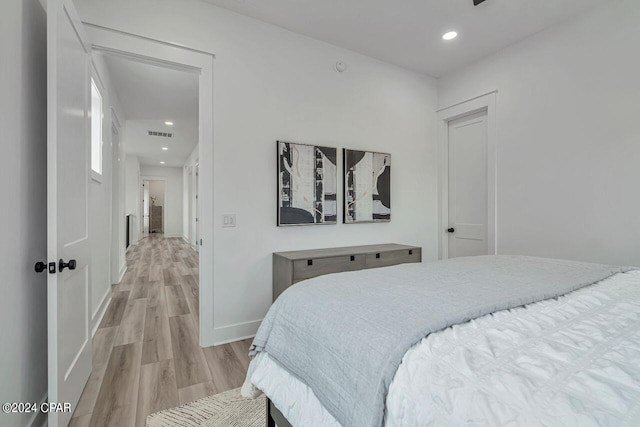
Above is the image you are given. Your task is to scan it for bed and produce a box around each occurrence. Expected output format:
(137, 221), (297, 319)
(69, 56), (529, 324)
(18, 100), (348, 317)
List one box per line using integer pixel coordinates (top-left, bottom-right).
(242, 255), (640, 426)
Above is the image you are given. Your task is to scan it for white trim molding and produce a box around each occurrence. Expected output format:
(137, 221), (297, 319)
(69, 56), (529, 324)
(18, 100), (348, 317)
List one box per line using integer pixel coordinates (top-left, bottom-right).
(117, 263), (127, 284)
(212, 320), (261, 346)
(437, 91), (498, 260)
(91, 289), (112, 336)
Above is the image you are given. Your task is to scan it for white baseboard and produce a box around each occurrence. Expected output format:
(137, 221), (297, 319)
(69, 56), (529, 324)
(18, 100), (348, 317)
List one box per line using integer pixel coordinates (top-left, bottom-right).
(164, 233), (183, 238)
(116, 263), (127, 284)
(27, 392), (48, 427)
(182, 235), (189, 244)
(91, 291), (112, 336)
(210, 319), (261, 346)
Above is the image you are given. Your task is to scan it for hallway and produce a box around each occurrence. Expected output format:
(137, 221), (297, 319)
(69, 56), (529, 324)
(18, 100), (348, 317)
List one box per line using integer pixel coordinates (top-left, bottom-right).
(70, 235), (251, 427)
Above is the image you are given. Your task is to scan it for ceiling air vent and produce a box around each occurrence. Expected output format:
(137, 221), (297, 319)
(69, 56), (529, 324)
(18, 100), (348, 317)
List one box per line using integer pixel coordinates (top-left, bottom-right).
(148, 130), (173, 138)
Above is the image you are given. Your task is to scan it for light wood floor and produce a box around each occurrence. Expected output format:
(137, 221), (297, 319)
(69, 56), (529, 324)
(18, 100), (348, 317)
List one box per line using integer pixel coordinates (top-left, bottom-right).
(70, 234), (252, 427)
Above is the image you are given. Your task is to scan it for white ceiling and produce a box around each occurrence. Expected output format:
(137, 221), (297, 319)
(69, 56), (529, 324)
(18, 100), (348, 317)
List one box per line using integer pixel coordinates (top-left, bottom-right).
(98, 53), (199, 167)
(201, 0), (606, 77)
(125, 119), (198, 167)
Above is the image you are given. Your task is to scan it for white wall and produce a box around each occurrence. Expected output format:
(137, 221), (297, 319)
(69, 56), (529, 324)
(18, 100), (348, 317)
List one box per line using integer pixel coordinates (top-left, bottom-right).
(110, 122), (127, 284)
(77, 0), (439, 344)
(0, 0), (48, 425)
(438, 0), (640, 267)
(141, 166), (184, 237)
(125, 154), (141, 243)
(88, 95), (113, 330)
(149, 180), (166, 207)
(88, 55), (128, 330)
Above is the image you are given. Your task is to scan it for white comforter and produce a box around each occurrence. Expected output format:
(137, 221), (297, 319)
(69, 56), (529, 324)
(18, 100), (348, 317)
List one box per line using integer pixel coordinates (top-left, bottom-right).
(245, 270), (640, 426)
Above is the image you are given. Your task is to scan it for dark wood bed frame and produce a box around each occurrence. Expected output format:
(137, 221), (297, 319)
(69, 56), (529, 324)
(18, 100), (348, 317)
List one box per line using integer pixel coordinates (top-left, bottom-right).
(267, 397), (292, 427)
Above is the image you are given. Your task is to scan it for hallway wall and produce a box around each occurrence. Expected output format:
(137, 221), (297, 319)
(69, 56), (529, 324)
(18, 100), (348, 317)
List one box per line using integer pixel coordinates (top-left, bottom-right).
(88, 55), (128, 331)
(125, 155), (141, 244)
(0, 0), (48, 426)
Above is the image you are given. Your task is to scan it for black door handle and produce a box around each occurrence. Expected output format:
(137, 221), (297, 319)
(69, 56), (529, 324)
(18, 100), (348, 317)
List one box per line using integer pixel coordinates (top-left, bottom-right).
(59, 259), (77, 272)
(35, 262), (47, 273)
(447, 228), (455, 233)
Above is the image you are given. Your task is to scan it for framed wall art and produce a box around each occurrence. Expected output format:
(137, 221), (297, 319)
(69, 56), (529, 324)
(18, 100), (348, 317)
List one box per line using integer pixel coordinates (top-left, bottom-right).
(344, 149), (391, 223)
(277, 141), (337, 226)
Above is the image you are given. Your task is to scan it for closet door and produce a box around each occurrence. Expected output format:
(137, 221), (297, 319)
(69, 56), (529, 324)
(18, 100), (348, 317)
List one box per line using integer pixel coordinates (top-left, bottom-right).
(447, 110), (490, 258)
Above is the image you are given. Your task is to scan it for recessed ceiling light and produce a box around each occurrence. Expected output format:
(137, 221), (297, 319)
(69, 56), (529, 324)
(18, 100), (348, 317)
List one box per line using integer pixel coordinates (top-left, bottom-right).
(442, 31), (458, 41)
(162, 147), (169, 151)
(160, 161), (165, 165)
(165, 121), (174, 126)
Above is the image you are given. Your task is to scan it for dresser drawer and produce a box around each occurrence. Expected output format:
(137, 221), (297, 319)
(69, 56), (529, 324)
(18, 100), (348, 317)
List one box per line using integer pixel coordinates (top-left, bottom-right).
(293, 255), (366, 281)
(365, 248), (421, 269)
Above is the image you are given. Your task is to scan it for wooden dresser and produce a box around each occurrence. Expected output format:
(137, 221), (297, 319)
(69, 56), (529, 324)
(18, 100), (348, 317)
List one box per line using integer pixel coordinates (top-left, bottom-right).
(151, 206), (163, 233)
(273, 244), (422, 301)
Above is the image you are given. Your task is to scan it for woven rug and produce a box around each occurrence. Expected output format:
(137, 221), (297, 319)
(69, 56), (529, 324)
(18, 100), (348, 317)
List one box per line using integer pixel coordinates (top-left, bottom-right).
(147, 388), (266, 427)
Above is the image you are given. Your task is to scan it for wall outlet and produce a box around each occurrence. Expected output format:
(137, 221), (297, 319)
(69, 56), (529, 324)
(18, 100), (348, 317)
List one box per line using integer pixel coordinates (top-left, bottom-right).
(222, 214), (236, 227)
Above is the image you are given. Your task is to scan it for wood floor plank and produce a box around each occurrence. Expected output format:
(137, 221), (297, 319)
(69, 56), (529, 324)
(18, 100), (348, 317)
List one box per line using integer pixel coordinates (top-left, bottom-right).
(162, 267), (183, 286)
(136, 264), (150, 280)
(149, 264), (163, 282)
(230, 339), (252, 371)
(174, 261), (191, 276)
(181, 279), (199, 322)
(72, 326), (118, 418)
(178, 381), (216, 405)
(135, 359), (179, 426)
(89, 342), (142, 427)
(73, 235), (255, 426)
(146, 281), (166, 309)
(165, 285), (190, 317)
(129, 280), (150, 300)
(203, 343), (247, 392)
(141, 303), (173, 365)
(93, 326), (120, 370)
(68, 414), (91, 427)
(113, 298), (147, 346)
(98, 291), (130, 329)
(169, 315), (211, 389)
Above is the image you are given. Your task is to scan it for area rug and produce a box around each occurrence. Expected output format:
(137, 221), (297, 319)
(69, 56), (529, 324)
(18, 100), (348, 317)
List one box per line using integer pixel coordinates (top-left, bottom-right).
(147, 388), (266, 427)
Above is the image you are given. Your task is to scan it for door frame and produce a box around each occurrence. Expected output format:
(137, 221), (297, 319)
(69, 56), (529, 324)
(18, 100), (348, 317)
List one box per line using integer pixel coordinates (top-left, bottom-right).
(85, 24), (215, 346)
(437, 91), (498, 260)
(141, 176), (168, 235)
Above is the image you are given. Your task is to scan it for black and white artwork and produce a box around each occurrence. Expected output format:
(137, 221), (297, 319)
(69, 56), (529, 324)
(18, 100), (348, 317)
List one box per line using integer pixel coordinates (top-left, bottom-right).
(344, 149), (391, 223)
(278, 141), (337, 226)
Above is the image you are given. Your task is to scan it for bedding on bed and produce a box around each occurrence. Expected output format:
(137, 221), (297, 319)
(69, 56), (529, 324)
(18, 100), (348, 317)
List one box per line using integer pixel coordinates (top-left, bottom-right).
(246, 255), (634, 427)
(246, 270), (640, 427)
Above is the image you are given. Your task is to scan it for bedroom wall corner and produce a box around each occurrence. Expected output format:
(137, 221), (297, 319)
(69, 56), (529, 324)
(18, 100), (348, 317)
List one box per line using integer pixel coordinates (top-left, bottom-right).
(437, 0), (640, 267)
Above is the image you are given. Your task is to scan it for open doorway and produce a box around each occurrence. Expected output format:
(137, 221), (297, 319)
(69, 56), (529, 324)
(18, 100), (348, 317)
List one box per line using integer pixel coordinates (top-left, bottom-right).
(142, 179), (167, 235)
(68, 39), (213, 424)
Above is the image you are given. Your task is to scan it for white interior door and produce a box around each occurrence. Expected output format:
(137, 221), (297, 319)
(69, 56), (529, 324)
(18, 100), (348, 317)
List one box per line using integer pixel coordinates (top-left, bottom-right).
(447, 110), (490, 258)
(47, 1), (92, 425)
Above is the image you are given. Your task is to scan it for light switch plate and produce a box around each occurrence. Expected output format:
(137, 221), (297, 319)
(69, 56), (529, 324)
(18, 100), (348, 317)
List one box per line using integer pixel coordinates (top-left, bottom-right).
(222, 214), (236, 227)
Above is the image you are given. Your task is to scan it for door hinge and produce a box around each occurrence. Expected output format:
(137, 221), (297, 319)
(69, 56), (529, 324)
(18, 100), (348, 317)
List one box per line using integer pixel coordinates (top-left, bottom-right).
(200, 239), (203, 246)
